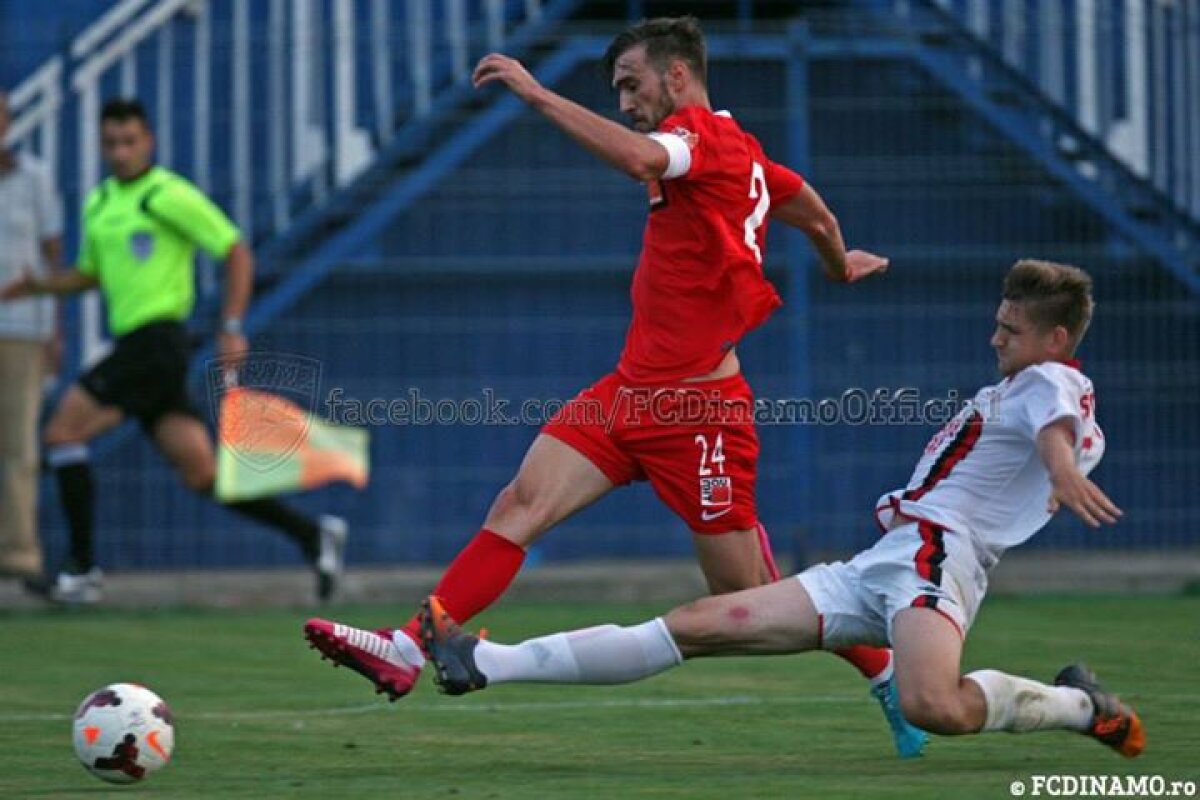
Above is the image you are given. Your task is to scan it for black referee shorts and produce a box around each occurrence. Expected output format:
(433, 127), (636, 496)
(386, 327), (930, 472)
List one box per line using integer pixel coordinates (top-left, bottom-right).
(78, 320), (202, 431)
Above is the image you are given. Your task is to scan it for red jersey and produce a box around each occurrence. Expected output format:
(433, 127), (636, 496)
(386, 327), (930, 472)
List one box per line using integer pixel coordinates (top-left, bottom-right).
(616, 106), (805, 383)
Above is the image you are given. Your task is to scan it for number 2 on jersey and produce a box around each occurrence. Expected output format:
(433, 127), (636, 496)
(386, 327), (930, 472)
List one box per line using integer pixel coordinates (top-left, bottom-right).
(743, 161), (771, 263)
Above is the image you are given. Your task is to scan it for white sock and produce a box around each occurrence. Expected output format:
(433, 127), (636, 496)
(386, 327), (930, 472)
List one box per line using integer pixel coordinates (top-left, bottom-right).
(390, 630), (426, 668)
(475, 618), (683, 685)
(869, 657), (895, 688)
(966, 669), (1093, 733)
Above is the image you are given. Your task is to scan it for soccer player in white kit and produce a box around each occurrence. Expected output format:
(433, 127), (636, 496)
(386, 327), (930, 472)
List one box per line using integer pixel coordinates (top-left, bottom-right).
(420, 259), (1143, 758)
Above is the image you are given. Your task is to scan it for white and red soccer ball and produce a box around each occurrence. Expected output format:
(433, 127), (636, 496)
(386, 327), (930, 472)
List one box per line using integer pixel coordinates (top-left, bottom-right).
(72, 683), (175, 784)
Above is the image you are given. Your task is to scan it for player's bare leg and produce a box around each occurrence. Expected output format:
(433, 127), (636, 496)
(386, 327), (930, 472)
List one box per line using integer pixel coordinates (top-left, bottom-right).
(889, 608), (985, 735)
(691, 527), (770, 594)
(150, 413), (217, 493)
(44, 386), (125, 446)
(482, 434), (617, 543)
(307, 434), (615, 698)
(152, 413), (345, 601)
(891, 607), (1142, 755)
(666, 576), (821, 656)
(37, 386), (124, 603)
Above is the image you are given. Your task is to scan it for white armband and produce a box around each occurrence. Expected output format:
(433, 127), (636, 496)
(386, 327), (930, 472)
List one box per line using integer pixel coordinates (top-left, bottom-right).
(647, 132), (692, 179)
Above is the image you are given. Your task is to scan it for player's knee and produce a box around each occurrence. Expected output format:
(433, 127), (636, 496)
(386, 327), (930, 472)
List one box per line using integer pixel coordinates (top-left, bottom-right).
(665, 599), (720, 657)
(900, 687), (974, 735)
(490, 479), (555, 536)
(666, 596), (750, 657)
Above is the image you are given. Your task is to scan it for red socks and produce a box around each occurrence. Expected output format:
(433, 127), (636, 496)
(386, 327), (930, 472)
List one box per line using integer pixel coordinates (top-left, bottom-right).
(835, 645), (893, 681)
(399, 529), (526, 646)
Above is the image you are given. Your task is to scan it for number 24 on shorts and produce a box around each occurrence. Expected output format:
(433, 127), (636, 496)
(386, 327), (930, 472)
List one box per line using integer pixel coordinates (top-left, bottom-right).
(696, 433), (733, 508)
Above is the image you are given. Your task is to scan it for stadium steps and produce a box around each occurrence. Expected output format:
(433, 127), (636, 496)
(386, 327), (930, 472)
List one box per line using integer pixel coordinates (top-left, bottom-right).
(253, 0), (585, 281)
(799, 51), (1198, 548)
(859, 0), (1200, 295)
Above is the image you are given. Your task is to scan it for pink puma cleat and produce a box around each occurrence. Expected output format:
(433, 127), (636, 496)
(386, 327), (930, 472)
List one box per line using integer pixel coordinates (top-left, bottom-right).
(304, 618), (421, 701)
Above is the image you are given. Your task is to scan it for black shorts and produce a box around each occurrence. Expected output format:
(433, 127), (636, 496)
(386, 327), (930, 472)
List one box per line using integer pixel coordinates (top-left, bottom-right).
(78, 320), (201, 431)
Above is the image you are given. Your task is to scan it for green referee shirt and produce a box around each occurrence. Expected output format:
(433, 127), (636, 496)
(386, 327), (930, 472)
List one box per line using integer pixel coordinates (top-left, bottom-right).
(77, 166), (241, 337)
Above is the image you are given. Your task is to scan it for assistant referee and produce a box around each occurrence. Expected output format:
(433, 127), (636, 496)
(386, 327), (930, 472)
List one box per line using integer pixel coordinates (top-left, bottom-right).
(1, 98), (346, 604)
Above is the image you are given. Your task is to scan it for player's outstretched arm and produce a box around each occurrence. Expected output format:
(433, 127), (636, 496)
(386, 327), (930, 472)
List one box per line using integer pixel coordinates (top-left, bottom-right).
(0, 267), (97, 300)
(769, 183), (888, 283)
(473, 53), (669, 181)
(1037, 418), (1122, 528)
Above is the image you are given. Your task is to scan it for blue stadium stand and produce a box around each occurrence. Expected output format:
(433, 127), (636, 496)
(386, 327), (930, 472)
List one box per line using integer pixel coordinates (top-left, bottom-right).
(15, 1), (1197, 571)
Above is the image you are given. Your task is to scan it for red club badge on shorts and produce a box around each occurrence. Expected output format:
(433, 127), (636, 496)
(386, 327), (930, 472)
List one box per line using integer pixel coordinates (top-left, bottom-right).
(700, 476), (733, 507)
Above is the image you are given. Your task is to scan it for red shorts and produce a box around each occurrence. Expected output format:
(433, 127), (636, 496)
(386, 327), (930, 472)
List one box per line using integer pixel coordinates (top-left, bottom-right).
(542, 371), (760, 534)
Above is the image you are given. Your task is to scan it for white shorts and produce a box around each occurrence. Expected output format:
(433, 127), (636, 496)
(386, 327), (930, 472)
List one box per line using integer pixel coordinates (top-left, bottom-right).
(796, 520), (987, 649)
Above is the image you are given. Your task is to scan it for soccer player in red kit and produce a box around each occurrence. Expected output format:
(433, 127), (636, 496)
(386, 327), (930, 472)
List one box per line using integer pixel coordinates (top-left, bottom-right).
(304, 16), (922, 756)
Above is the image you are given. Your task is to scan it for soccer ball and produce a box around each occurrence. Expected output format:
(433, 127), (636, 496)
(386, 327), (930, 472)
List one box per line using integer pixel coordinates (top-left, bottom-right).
(72, 683), (175, 784)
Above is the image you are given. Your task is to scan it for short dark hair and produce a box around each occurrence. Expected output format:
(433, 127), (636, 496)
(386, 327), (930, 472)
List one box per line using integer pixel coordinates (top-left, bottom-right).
(1003, 259), (1095, 349)
(100, 98), (151, 127)
(603, 16), (706, 83)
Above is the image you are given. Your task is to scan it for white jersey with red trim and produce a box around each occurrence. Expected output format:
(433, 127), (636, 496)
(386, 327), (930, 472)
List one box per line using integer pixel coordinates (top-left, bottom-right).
(875, 362), (1105, 564)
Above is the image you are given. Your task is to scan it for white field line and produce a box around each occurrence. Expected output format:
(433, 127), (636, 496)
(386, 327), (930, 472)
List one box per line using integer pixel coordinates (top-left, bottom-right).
(1, 693), (861, 723)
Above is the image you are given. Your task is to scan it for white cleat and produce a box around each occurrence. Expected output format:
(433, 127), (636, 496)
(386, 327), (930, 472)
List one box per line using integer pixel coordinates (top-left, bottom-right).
(50, 567), (104, 606)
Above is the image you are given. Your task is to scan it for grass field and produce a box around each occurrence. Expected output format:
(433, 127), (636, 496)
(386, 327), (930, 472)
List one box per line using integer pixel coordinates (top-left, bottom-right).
(1, 595), (1196, 799)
